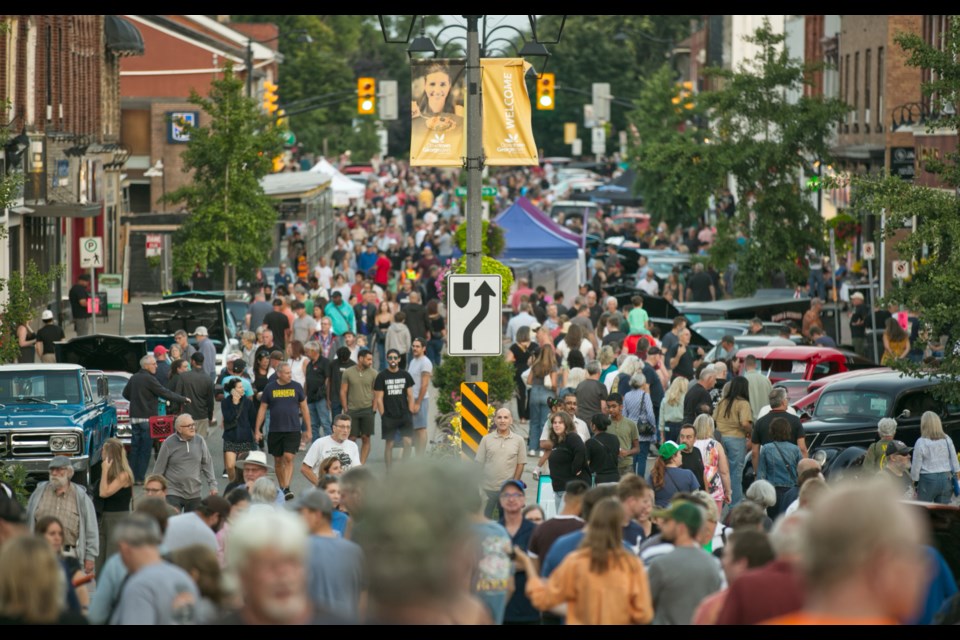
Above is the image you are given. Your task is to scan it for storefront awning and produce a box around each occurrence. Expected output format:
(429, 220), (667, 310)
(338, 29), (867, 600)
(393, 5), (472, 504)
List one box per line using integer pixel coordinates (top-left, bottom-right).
(105, 16), (145, 56)
(23, 203), (102, 218)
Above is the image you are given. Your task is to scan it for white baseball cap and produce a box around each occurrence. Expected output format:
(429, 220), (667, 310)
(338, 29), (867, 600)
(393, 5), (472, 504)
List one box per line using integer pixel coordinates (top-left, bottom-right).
(195, 326), (209, 336)
(41, 310), (54, 321)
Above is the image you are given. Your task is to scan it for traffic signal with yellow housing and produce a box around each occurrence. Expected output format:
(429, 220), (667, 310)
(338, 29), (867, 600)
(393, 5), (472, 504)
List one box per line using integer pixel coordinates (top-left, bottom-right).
(672, 81), (694, 111)
(357, 78), (376, 115)
(262, 80), (279, 115)
(537, 73), (555, 110)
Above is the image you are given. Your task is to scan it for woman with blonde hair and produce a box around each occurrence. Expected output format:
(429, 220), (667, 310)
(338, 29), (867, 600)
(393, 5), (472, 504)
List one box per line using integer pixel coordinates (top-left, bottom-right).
(597, 345), (618, 385)
(517, 497), (654, 625)
(659, 377), (688, 444)
(881, 317), (910, 366)
(98, 437), (133, 574)
(527, 344), (559, 457)
(693, 414), (731, 515)
(911, 411), (960, 504)
(0, 535), (84, 624)
(608, 354), (642, 396)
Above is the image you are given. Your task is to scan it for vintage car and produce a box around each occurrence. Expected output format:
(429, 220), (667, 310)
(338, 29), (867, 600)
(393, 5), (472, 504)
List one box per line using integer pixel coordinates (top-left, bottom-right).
(791, 367), (893, 416)
(676, 293), (811, 325)
(734, 346), (876, 384)
(0, 363), (116, 486)
(802, 372), (960, 472)
(703, 334), (799, 364)
(138, 295), (237, 375)
(691, 320), (791, 345)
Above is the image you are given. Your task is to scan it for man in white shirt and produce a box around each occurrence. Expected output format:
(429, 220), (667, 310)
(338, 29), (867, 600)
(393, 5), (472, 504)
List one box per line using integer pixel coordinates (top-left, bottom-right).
(302, 414), (361, 485)
(506, 303), (539, 343)
(636, 269), (660, 297)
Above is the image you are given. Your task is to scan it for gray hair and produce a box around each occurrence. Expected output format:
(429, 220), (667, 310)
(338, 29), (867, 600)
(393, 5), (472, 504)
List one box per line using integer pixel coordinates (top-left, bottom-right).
(173, 329), (188, 340)
(250, 476), (279, 504)
(242, 331), (256, 343)
(618, 355), (641, 377)
(877, 418), (898, 437)
(304, 341), (320, 354)
(698, 365), (716, 382)
(745, 479), (777, 508)
(174, 414), (194, 429)
(276, 362), (292, 375)
(585, 361), (602, 376)
(629, 372), (647, 389)
(768, 387), (788, 408)
(769, 509), (809, 558)
(139, 355), (156, 368)
(226, 509), (308, 575)
(113, 513), (163, 547)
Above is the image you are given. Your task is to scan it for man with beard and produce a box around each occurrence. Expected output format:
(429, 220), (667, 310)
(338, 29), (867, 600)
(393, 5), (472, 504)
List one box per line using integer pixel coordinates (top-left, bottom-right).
(374, 349), (415, 468)
(25, 456), (99, 575)
(678, 424), (707, 491)
(879, 440), (916, 498)
(340, 349), (378, 465)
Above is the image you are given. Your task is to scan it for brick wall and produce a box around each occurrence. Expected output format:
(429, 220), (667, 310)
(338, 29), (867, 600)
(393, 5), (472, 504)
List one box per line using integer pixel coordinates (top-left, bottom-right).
(150, 101), (202, 211)
(884, 15), (923, 166)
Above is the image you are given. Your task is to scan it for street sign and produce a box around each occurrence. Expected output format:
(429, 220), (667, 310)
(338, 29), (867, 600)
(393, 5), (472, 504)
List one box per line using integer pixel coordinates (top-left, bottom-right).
(282, 130), (296, 146)
(592, 82), (611, 122)
(571, 138), (582, 156)
(145, 234), (162, 258)
(591, 127), (605, 155)
(583, 104), (597, 129)
(455, 186), (497, 197)
(447, 274), (502, 356)
(564, 122), (577, 145)
(862, 242), (875, 260)
(80, 236), (103, 269)
(892, 260), (910, 280)
(458, 381), (489, 456)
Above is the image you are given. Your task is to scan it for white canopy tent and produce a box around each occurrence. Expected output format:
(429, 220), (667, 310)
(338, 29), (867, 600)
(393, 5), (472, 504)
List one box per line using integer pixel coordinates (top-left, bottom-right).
(308, 158), (366, 207)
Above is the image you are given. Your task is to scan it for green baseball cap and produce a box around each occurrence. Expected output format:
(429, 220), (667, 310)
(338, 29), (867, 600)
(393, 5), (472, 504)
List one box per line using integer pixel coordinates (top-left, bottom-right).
(658, 440), (686, 460)
(651, 500), (703, 535)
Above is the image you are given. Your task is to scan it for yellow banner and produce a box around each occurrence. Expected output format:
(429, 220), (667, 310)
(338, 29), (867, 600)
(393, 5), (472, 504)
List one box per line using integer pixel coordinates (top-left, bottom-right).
(481, 58), (539, 166)
(410, 59), (466, 167)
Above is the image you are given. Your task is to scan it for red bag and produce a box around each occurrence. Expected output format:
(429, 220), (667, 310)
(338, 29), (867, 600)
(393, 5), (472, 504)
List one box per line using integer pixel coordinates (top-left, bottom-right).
(149, 415), (177, 440)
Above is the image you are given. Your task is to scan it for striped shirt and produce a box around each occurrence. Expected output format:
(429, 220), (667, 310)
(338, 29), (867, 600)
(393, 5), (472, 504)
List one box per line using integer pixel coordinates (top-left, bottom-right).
(911, 437), (959, 482)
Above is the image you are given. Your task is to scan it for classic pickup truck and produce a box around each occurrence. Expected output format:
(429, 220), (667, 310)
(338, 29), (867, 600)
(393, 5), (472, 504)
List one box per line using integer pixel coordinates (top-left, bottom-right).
(0, 363), (117, 487)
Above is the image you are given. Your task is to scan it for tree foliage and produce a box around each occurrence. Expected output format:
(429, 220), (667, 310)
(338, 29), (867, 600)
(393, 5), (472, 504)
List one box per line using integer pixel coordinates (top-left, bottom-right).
(830, 16), (960, 401)
(628, 65), (723, 227)
(433, 354), (517, 415)
(0, 261), (63, 365)
(162, 64), (284, 283)
(703, 20), (850, 294)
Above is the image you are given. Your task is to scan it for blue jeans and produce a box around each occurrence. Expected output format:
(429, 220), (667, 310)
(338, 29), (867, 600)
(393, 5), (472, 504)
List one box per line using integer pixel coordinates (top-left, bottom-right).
(308, 399), (332, 441)
(130, 424), (153, 482)
(635, 440), (653, 478)
(528, 385), (554, 451)
(722, 435), (748, 507)
(427, 337), (444, 366)
(918, 472), (952, 504)
(808, 270), (826, 300)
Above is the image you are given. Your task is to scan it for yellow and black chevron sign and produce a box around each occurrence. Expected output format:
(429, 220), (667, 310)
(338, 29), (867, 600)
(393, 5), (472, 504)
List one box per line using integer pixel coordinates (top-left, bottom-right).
(459, 382), (489, 456)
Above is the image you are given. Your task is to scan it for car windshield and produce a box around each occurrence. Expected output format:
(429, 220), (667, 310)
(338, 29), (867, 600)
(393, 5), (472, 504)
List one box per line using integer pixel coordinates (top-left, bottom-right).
(0, 371), (82, 405)
(695, 325), (738, 344)
(814, 389), (892, 420)
(106, 376), (129, 400)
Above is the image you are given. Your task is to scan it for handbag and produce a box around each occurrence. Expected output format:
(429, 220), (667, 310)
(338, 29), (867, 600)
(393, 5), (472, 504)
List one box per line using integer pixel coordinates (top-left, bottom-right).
(149, 414), (177, 440)
(953, 475), (960, 497)
(635, 391), (656, 437)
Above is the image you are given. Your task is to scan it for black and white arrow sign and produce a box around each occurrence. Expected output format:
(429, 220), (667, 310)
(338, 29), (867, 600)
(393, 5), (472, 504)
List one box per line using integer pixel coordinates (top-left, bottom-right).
(447, 275), (502, 356)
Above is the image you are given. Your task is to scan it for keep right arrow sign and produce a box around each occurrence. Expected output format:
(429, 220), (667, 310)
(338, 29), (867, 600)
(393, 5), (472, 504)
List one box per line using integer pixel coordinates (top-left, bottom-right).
(447, 275), (502, 356)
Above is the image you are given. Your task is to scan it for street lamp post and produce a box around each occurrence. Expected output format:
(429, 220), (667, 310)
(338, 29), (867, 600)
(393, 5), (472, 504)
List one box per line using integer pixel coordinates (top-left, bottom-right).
(464, 15), (483, 382)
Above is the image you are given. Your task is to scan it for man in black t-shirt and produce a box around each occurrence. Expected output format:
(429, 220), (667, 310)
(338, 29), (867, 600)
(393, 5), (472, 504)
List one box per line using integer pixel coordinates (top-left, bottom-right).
(374, 349), (415, 469)
(751, 387), (808, 473)
(685, 263), (715, 302)
(682, 366), (716, 427)
(678, 424), (706, 491)
(667, 329), (703, 381)
(304, 342), (331, 440)
(254, 362), (309, 501)
(848, 292), (871, 358)
(68, 274), (92, 336)
(35, 310), (65, 362)
(263, 299), (291, 351)
(328, 346), (356, 417)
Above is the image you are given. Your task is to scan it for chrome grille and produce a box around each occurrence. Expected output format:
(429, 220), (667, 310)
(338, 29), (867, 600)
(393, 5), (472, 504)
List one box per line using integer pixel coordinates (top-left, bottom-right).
(0, 434), (8, 457)
(8, 430), (83, 458)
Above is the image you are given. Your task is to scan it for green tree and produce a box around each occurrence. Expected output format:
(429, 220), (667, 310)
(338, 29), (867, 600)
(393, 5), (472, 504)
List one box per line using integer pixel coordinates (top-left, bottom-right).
(830, 16), (960, 400)
(0, 261), (63, 364)
(162, 63), (284, 287)
(628, 65), (723, 226)
(705, 20), (849, 294)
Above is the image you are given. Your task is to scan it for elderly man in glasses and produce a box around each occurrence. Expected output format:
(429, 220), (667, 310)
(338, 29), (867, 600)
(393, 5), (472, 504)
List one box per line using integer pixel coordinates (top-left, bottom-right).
(153, 414), (218, 513)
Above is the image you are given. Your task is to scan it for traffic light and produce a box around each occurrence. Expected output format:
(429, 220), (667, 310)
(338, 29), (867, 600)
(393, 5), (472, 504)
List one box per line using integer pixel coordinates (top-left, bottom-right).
(357, 77), (376, 115)
(272, 155), (285, 173)
(262, 80), (279, 115)
(672, 81), (694, 111)
(276, 109), (287, 129)
(537, 73), (555, 110)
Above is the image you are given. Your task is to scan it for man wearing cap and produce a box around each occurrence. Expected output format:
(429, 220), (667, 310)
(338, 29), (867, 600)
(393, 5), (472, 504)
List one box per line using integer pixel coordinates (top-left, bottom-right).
(26, 457), (99, 574)
(291, 490), (366, 620)
(256, 362), (310, 500)
(879, 440), (915, 498)
(173, 352), (216, 439)
(498, 478), (540, 625)
(849, 290), (871, 358)
(68, 273), (92, 336)
(153, 414), (218, 512)
(302, 414), (361, 486)
(325, 290), (357, 339)
(263, 299), (291, 352)
(162, 495), (230, 553)
(152, 345), (171, 385)
(647, 500), (723, 625)
(225, 451), (284, 505)
(123, 355), (192, 484)
(340, 349), (377, 465)
(35, 309), (65, 363)
(476, 408), (527, 519)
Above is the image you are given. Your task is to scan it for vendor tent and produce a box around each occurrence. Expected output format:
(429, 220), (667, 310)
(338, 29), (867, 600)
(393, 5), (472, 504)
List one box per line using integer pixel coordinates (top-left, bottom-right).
(309, 158), (366, 207)
(494, 197), (586, 300)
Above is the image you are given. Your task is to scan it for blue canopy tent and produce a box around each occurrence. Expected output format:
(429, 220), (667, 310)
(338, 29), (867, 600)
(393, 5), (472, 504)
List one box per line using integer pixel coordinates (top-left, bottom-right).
(494, 197), (587, 300)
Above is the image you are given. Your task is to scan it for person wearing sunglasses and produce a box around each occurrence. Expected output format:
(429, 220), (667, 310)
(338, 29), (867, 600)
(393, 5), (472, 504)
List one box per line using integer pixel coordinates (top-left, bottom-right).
(373, 349), (415, 469)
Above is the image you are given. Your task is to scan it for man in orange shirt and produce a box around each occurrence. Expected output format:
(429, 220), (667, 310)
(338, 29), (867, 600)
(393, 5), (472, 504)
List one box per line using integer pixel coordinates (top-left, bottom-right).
(763, 480), (931, 625)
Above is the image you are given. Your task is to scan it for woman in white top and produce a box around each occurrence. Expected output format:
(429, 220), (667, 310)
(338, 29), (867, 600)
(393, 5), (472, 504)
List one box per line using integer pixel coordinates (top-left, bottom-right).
(314, 256), (334, 291)
(330, 273), (352, 302)
(287, 340), (309, 388)
(556, 323), (595, 365)
(564, 349), (588, 389)
(911, 411), (960, 504)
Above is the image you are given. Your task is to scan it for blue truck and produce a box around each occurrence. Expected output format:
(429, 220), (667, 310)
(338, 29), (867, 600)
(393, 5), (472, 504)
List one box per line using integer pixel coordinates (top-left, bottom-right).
(0, 363), (117, 487)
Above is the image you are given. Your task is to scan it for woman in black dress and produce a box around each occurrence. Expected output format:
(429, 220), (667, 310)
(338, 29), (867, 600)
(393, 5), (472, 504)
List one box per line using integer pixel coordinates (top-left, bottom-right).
(96, 438), (133, 575)
(587, 413), (621, 484)
(505, 325), (538, 424)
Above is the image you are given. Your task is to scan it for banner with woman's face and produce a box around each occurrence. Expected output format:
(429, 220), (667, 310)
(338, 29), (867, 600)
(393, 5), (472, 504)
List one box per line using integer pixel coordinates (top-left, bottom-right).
(410, 59), (466, 167)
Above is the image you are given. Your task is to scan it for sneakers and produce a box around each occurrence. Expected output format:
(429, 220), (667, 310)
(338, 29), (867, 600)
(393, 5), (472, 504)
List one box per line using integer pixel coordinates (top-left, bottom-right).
(527, 449), (537, 457)
(283, 487), (294, 501)
(221, 472), (228, 479)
